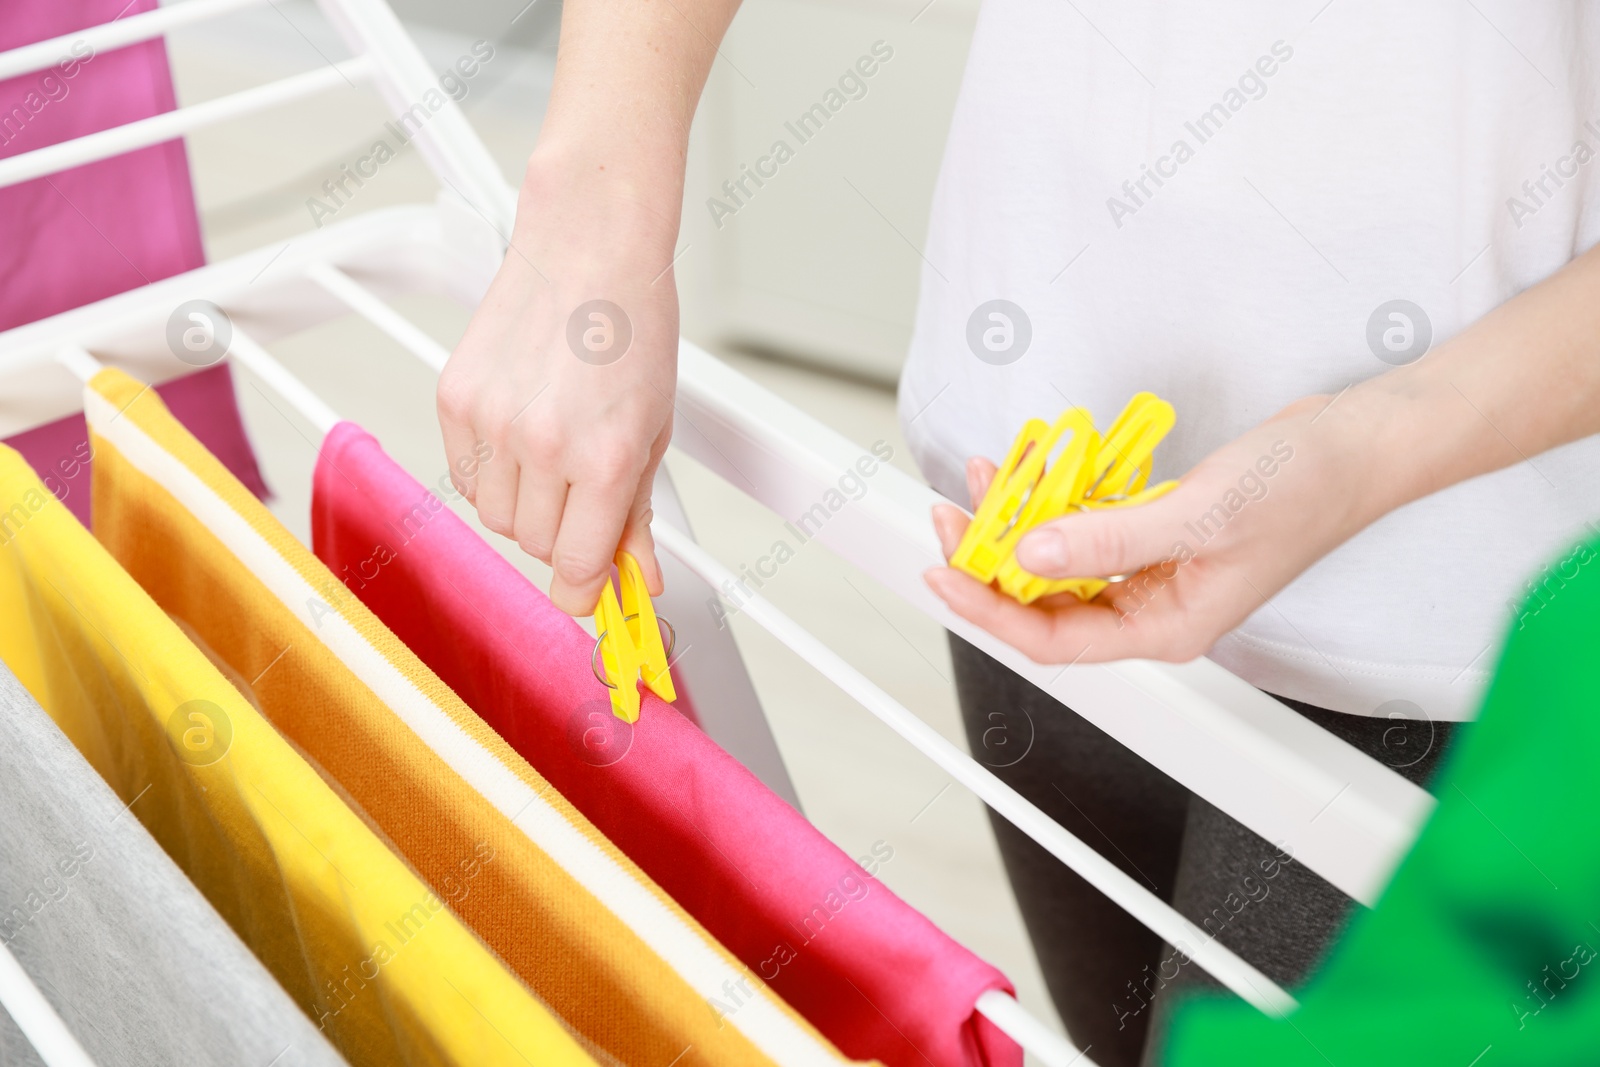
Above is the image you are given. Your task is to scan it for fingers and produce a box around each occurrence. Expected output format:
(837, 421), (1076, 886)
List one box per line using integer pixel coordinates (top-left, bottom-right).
(549, 469), (640, 615)
(437, 388), (484, 503)
(932, 504), (969, 560)
(511, 467), (567, 561)
(965, 455), (998, 509)
(934, 454), (993, 559)
(472, 445), (521, 539)
(924, 565), (1193, 664)
(619, 479), (662, 596)
(924, 567), (1114, 662)
(1014, 490), (1186, 580)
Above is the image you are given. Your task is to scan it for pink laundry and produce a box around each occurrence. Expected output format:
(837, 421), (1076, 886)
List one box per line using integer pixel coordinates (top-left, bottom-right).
(1, 0), (268, 521)
(312, 420), (1023, 1067)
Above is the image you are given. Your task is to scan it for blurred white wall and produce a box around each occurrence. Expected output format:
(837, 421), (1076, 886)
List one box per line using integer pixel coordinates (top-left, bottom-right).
(682, 0), (979, 383)
(374, 0), (979, 384)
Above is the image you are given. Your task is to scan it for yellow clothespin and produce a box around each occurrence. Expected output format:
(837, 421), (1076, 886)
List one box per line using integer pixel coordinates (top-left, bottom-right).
(592, 551), (677, 722)
(951, 393), (1180, 605)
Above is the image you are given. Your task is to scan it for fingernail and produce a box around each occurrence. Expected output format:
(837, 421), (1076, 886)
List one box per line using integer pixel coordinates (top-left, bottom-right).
(1017, 529), (1067, 573)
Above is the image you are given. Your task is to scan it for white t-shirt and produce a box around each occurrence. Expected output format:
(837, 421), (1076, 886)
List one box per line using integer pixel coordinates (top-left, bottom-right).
(899, 1), (1600, 721)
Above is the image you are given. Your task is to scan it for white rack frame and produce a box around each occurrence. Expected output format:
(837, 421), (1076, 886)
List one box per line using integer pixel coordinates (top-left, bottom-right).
(0, 1), (1439, 1063)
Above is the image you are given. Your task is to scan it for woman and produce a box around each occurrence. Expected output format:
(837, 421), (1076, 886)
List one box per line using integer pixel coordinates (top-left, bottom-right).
(436, 3), (1600, 1063)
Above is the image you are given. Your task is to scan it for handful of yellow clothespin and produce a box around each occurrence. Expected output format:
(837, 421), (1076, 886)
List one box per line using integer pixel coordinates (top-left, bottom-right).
(591, 551), (677, 722)
(950, 392), (1180, 604)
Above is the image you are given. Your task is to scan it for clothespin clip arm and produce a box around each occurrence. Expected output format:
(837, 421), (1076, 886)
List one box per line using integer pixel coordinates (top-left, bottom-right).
(590, 551), (678, 722)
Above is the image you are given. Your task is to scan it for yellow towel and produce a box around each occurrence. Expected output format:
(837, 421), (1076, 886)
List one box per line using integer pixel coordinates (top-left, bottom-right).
(86, 368), (864, 1067)
(0, 441), (596, 1067)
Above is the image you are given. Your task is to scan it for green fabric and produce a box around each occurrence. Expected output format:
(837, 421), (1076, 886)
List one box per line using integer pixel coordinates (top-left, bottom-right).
(1166, 537), (1600, 1066)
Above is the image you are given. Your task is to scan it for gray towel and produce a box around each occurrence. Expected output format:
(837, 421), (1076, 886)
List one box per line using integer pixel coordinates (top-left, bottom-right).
(0, 663), (346, 1067)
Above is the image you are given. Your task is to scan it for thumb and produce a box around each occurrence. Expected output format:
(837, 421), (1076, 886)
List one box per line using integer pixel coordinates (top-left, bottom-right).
(1014, 491), (1188, 579)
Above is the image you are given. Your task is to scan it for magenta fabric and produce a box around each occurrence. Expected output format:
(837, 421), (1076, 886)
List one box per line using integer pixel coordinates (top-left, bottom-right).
(1, 0), (204, 321)
(311, 421), (1023, 1067)
(1, 0), (269, 521)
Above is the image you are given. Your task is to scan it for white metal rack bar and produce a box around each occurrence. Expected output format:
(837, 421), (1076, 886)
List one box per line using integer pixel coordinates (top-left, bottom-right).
(0, 0), (515, 232)
(0, 208), (457, 375)
(226, 330), (342, 435)
(306, 261), (451, 371)
(0, 55), (375, 191)
(0, 938), (96, 1067)
(312, 0), (519, 234)
(0, 0), (269, 82)
(976, 990), (1088, 1067)
(55, 345), (104, 385)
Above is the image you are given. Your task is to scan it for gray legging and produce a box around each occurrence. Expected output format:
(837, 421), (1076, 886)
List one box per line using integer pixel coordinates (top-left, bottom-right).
(948, 635), (1460, 1067)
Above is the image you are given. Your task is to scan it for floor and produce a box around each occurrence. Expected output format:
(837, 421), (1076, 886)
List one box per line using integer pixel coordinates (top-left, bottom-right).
(164, 2), (1066, 1056)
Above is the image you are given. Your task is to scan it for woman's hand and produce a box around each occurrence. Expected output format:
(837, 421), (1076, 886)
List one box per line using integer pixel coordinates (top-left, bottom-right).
(925, 242), (1600, 667)
(435, 0), (744, 616)
(437, 148), (679, 615)
(924, 395), (1381, 664)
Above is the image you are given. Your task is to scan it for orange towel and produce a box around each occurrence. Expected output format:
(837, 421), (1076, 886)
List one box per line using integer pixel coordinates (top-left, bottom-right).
(86, 368), (867, 1067)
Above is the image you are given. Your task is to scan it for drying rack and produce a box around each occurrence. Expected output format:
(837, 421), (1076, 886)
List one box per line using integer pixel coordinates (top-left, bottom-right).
(0, 2), (1438, 1064)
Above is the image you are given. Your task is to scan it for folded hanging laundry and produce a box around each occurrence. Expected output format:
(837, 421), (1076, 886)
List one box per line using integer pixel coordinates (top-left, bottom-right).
(0, 443), (598, 1067)
(1165, 533), (1600, 1066)
(87, 369), (868, 1067)
(1, 0), (271, 521)
(0, 661), (345, 1067)
(310, 421), (1023, 1067)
